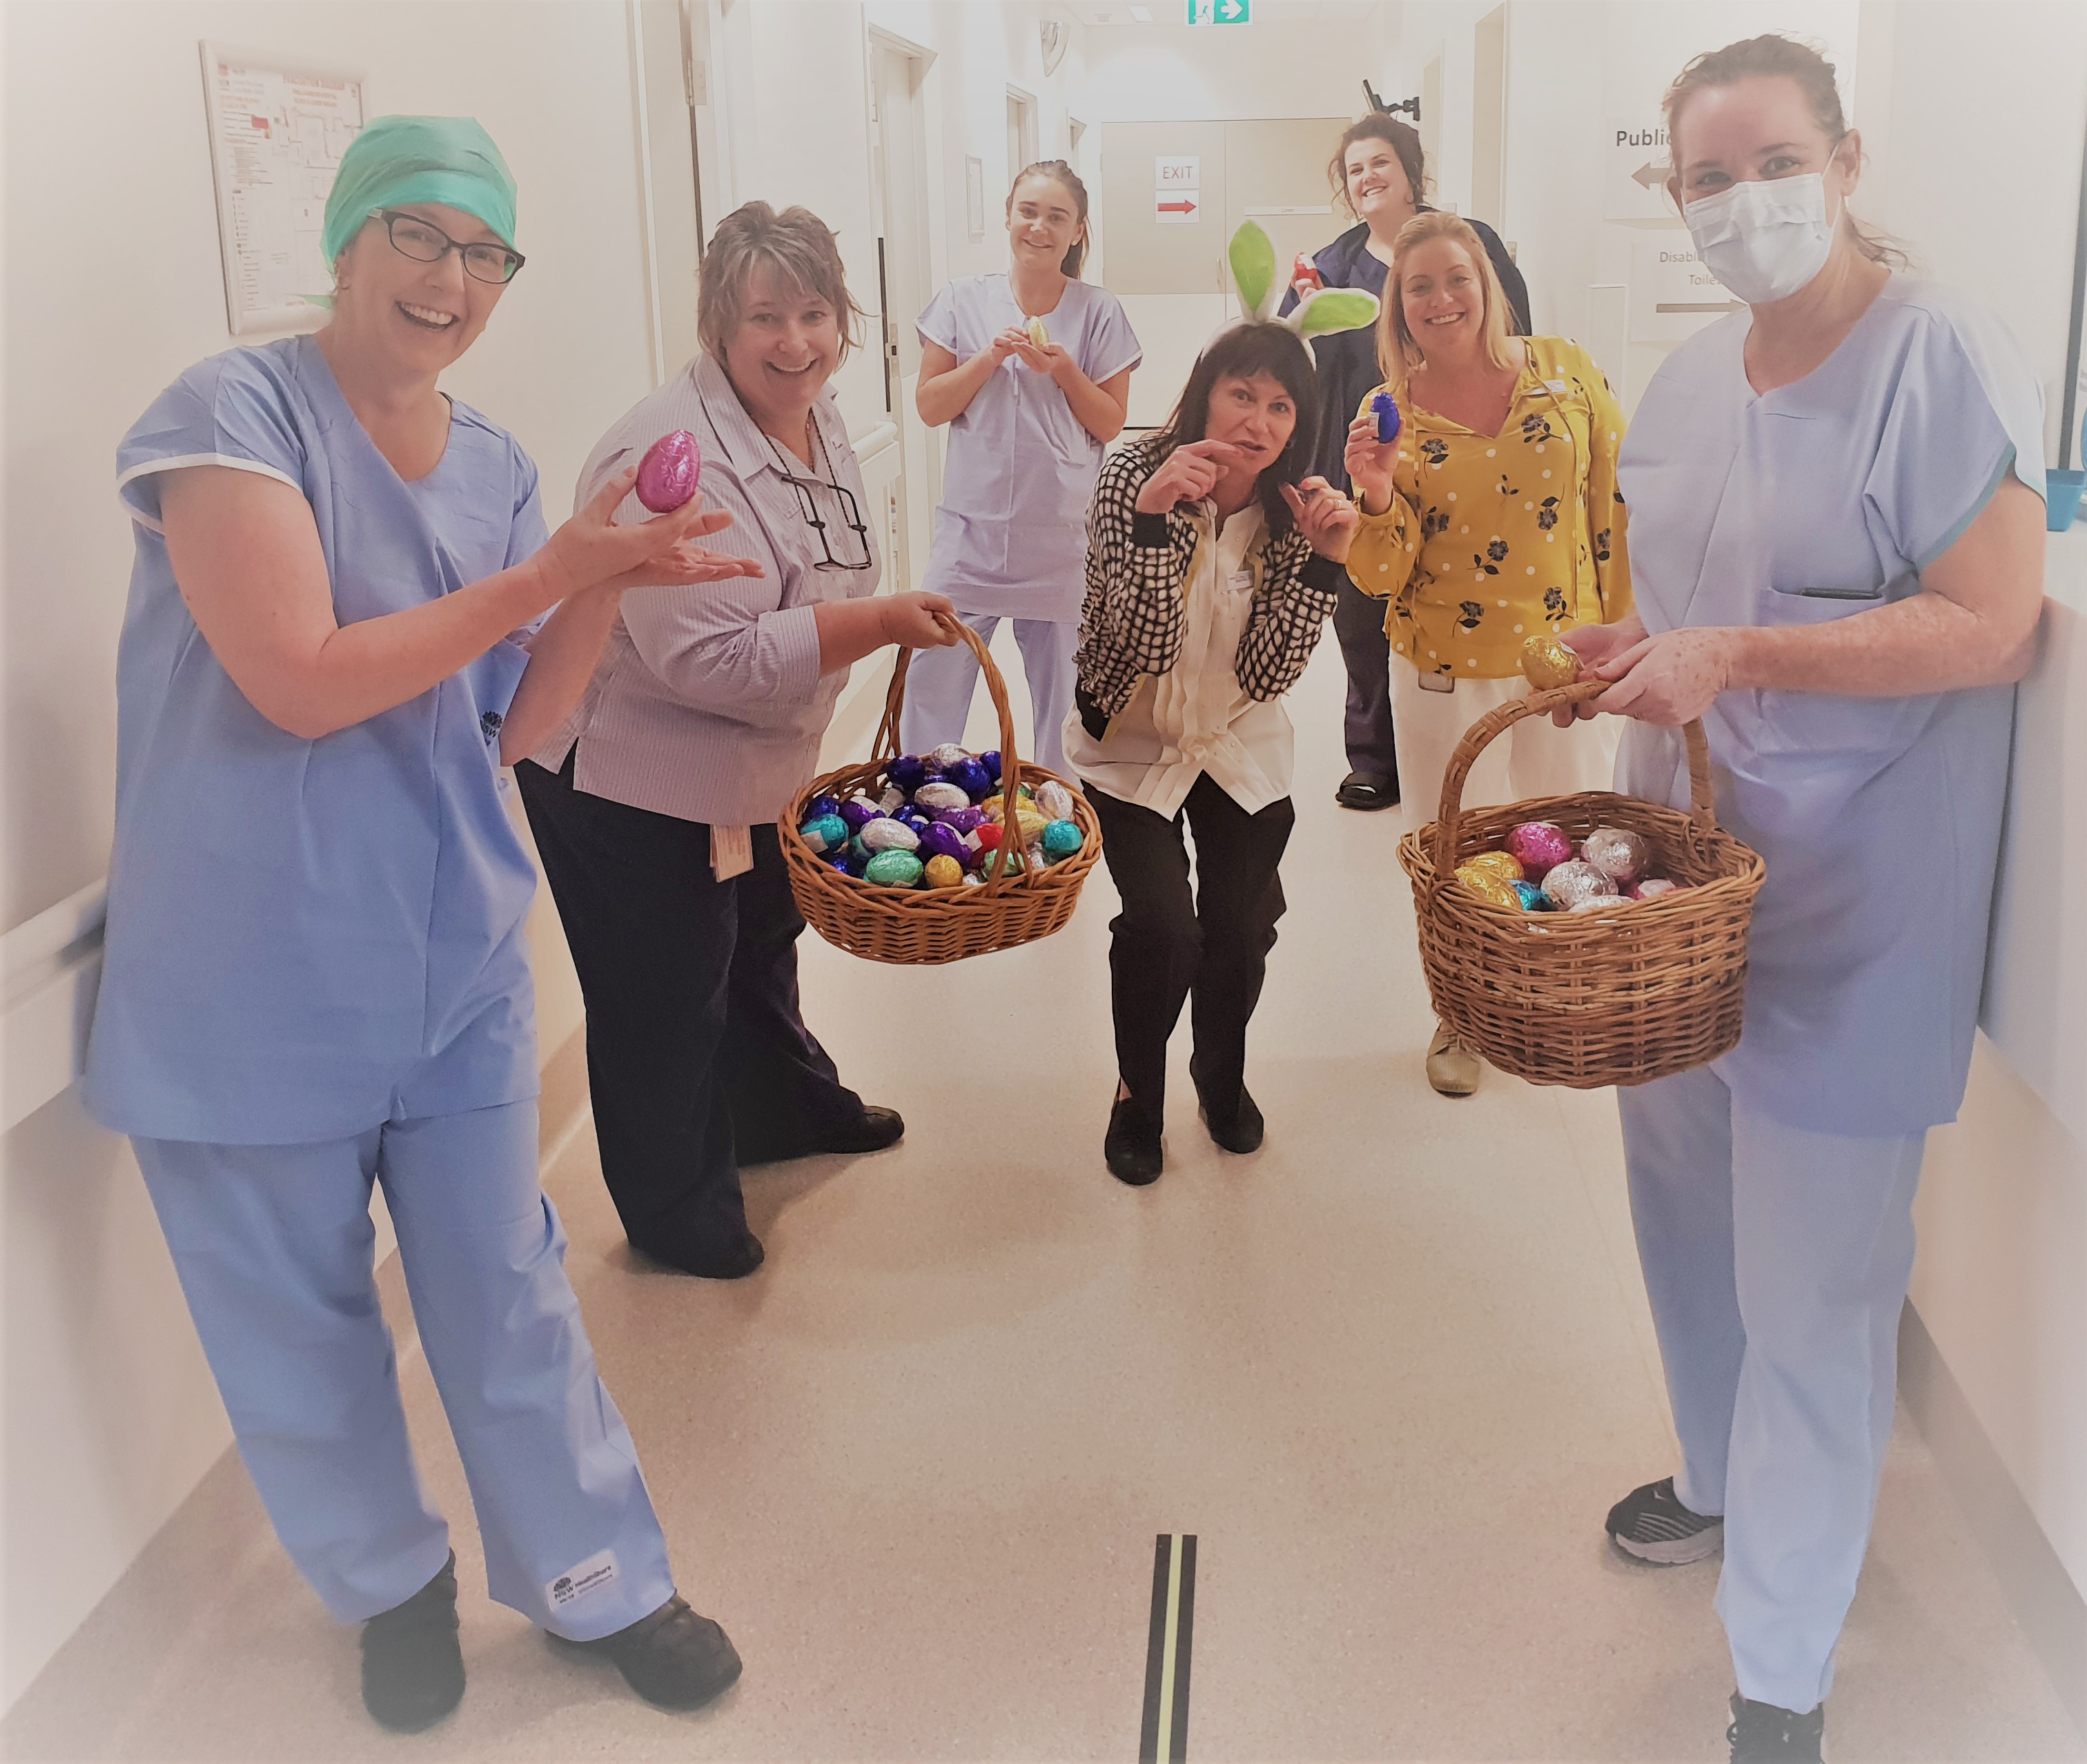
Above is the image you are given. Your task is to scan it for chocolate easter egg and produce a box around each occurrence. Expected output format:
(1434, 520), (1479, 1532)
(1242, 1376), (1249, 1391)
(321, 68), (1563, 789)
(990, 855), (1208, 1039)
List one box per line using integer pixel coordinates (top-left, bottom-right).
(1034, 780), (1078, 823)
(912, 781), (970, 814)
(926, 743), (970, 772)
(1026, 316), (1050, 350)
(839, 797), (881, 832)
(635, 429), (701, 512)
(1460, 850), (1525, 883)
(1569, 894), (1627, 914)
(1542, 858), (1614, 910)
(887, 754), (929, 795)
(922, 854), (964, 889)
(1583, 826), (1652, 888)
(797, 814), (850, 855)
(1630, 878), (1683, 901)
(863, 850), (924, 888)
(917, 823), (967, 865)
(1371, 389), (1402, 445)
(807, 794), (841, 821)
(939, 805), (988, 835)
(1510, 880), (1551, 912)
(943, 756), (992, 800)
(859, 819), (921, 854)
(1520, 632), (1581, 691)
(1460, 871), (1522, 910)
(1041, 819), (1084, 861)
(979, 750), (1003, 786)
(1506, 821), (1574, 878)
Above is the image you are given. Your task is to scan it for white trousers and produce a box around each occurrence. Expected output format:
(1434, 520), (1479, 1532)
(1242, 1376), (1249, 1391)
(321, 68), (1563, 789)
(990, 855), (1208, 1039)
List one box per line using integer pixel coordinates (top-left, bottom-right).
(1387, 664), (1617, 825)
(135, 1101), (676, 1638)
(898, 611), (1079, 782)
(1618, 1064), (1926, 1713)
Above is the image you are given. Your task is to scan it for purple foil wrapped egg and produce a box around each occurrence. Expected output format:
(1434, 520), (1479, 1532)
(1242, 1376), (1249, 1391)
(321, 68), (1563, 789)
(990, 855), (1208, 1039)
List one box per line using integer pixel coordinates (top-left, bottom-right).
(942, 756), (992, 801)
(887, 754), (930, 795)
(917, 823), (967, 865)
(912, 780), (970, 814)
(635, 429), (701, 513)
(838, 796), (881, 832)
(1371, 389), (1402, 445)
(1542, 859), (1614, 910)
(807, 794), (841, 821)
(1630, 878), (1683, 901)
(896, 809), (934, 841)
(1506, 821), (1574, 878)
(979, 749), (1003, 787)
(939, 805), (988, 835)
(1583, 825), (1652, 888)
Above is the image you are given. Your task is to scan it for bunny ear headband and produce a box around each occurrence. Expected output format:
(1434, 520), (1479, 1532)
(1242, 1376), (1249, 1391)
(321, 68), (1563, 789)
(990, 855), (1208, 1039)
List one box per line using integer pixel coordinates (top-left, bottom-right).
(1228, 219), (1380, 344)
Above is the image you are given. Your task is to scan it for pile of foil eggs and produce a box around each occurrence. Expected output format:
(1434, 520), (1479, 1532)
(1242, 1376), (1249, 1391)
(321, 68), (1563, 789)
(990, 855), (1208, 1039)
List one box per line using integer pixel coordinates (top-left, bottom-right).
(797, 743), (1087, 891)
(1452, 822), (1683, 917)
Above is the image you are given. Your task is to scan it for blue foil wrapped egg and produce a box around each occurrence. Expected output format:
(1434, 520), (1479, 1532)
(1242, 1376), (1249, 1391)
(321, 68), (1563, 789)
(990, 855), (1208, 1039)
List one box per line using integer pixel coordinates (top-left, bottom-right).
(807, 794), (841, 821)
(1510, 879), (1551, 912)
(942, 756), (992, 801)
(912, 780), (970, 814)
(978, 749), (1003, 787)
(887, 754), (930, 794)
(1040, 819), (1084, 861)
(863, 850), (925, 888)
(797, 813), (850, 855)
(859, 819), (921, 854)
(917, 823), (968, 865)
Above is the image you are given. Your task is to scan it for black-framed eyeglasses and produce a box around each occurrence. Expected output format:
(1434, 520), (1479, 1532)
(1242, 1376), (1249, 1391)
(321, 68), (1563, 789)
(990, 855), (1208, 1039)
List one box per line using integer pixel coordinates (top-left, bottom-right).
(766, 424), (874, 571)
(375, 210), (526, 284)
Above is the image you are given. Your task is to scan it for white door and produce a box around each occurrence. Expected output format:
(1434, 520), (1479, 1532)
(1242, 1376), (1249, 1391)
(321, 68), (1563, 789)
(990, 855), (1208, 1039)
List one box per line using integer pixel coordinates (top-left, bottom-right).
(870, 41), (935, 591)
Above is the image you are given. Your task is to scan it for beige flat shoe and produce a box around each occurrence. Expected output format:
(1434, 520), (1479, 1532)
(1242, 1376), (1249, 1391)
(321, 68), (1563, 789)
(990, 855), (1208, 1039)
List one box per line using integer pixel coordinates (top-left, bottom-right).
(1427, 1023), (1481, 1097)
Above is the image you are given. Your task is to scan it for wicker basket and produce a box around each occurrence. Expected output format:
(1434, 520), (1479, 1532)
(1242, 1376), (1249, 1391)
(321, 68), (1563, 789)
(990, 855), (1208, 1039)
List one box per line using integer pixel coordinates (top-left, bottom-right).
(1395, 680), (1767, 1088)
(783, 614), (1102, 965)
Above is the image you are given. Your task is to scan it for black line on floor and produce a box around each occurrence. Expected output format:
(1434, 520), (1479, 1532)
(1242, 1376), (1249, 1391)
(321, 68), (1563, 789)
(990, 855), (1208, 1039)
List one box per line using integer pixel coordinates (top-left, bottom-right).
(1138, 1533), (1197, 1763)
(1139, 1535), (1170, 1763)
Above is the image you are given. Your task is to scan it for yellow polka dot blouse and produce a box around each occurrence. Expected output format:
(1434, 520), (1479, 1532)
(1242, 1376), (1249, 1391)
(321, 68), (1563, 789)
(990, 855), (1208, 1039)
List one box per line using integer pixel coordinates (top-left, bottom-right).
(1344, 335), (1632, 679)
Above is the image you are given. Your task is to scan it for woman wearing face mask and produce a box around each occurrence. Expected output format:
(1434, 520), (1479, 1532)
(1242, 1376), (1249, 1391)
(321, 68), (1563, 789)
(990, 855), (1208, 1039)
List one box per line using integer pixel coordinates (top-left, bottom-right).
(1553, 38), (2047, 1763)
(1066, 323), (1356, 1184)
(516, 203), (959, 1282)
(1342, 210), (1632, 1097)
(86, 118), (758, 1730)
(1281, 113), (1531, 815)
(902, 160), (1141, 779)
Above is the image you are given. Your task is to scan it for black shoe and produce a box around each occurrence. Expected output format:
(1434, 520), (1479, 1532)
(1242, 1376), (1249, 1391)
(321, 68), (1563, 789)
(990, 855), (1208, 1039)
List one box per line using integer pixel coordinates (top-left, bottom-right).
(819, 1104), (905, 1155)
(1605, 1476), (1724, 1564)
(1727, 1692), (1824, 1763)
(361, 1552), (464, 1733)
(1104, 1095), (1164, 1186)
(554, 1595), (742, 1712)
(1190, 1058), (1264, 1153)
(639, 1231), (765, 1280)
(1335, 770), (1399, 811)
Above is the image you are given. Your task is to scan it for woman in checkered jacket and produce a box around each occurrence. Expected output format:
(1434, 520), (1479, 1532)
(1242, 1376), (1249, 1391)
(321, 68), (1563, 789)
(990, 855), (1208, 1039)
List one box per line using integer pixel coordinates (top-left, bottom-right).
(1064, 321), (1358, 1186)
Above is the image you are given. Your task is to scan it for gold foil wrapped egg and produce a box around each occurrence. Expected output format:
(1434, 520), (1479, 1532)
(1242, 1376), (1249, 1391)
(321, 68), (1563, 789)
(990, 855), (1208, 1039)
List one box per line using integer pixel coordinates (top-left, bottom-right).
(1459, 850), (1525, 884)
(1458, 870), (1524, 910)
(922, 854), (964, 890)
(1520, 633), (1582, 691)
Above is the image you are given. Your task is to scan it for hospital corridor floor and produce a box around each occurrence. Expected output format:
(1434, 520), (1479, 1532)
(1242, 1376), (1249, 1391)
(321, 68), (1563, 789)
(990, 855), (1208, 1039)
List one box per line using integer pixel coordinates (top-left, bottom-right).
(7, 643), (2080, 1764)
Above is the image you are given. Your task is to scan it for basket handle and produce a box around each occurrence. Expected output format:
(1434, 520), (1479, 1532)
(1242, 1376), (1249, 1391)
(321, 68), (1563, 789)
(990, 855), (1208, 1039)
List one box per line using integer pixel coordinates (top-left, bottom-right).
(879, 609), (1028, 888)
(1428, 680), (1718, 879)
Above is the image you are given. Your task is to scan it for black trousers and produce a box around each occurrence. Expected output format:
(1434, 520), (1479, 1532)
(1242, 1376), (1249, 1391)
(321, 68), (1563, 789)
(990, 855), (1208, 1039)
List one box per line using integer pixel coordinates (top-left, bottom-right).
(516, 753), (865, 1266)
(1087, 776), (1295, 1117)
(1331, 576), (1401, 786)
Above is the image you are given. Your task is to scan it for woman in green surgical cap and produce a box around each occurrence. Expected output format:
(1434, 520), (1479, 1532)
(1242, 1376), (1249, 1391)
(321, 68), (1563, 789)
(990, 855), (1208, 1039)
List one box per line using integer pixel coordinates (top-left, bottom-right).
(86, 115), (750, 1731)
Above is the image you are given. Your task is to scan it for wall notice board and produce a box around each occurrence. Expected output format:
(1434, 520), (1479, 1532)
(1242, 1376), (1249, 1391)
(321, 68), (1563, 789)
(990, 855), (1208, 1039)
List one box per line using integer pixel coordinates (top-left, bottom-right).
(199, 43), (365, 334)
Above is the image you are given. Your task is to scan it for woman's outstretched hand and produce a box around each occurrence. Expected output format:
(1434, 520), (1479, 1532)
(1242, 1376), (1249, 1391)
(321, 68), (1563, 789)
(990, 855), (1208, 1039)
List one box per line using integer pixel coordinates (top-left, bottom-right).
(1281, 476), (1360, 562)
(1136, 439), (1247, 514)
(1343, 412), (1398, 513)
(536, 465), (761, 603)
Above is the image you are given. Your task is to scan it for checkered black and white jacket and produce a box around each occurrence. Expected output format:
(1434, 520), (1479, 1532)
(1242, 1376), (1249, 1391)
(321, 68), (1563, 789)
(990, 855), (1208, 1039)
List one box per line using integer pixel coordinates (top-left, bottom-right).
(1074, 433), (1346, 720)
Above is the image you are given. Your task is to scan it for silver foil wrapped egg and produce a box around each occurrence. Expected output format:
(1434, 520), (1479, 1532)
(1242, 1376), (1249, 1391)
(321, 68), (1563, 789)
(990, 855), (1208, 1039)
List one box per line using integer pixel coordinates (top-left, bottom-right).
(911, 781), (971, 814)
(1582, 825), (1652, 888)
(1542, 858), (1614, 910)
(857, 818), (921, 854)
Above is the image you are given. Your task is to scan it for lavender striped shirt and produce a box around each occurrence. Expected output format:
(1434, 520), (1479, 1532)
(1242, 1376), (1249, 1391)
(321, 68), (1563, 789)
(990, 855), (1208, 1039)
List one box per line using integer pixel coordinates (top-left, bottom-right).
(530, 353), (881, 826)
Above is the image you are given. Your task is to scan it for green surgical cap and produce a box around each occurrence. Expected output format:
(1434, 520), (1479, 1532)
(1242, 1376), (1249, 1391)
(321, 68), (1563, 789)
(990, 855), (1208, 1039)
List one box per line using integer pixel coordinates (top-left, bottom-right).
(321, 115), (519, 270)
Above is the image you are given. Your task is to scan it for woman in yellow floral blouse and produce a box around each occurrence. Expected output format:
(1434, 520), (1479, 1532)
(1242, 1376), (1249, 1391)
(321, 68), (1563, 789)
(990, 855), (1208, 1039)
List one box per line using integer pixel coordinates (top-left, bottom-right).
(1344, 210), (1633, 1095)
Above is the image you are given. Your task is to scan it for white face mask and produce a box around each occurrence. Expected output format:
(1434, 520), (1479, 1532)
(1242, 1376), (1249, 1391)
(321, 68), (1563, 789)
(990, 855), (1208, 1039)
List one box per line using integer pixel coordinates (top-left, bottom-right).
(1683, 171), (1836, 305)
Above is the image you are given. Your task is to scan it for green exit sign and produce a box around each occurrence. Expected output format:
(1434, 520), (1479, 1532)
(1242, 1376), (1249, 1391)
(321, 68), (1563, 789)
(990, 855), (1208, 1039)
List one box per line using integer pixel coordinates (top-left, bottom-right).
(1186, 0), (1250, 22)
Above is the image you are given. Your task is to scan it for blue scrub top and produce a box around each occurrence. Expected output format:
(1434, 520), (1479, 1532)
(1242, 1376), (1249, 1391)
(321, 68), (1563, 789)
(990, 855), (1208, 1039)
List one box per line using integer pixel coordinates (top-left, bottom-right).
(1615, 278), (2046, 1137)
(84, 335), (548, 1144)
(916, 274), (1141, 621)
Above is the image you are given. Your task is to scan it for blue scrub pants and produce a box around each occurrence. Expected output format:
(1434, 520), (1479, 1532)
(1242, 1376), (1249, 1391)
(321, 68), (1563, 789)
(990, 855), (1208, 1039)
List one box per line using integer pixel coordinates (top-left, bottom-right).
(134, 1101), (676, 1638)
(898, 611), (1077, 782)
(1618, 1064), (1925, 1714)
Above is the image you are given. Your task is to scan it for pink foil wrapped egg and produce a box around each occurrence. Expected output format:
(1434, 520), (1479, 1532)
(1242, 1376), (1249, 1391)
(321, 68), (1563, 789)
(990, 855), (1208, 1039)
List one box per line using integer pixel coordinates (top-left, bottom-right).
(1542, 858), (1614, 910)
(1583, 825), (1652, 888)
(1506, 821), (1574, 879)
(636, 429), (702, 513)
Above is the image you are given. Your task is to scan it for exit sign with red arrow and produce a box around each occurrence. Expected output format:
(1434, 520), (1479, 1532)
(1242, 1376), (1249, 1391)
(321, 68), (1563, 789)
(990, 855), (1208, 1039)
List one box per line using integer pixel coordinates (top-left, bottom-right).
(1155, 195), (1199, 223)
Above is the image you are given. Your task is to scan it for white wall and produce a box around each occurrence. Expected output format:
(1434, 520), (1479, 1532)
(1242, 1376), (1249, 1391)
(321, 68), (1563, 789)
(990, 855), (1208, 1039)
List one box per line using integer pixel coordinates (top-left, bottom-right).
(0, 0), (658, 1705)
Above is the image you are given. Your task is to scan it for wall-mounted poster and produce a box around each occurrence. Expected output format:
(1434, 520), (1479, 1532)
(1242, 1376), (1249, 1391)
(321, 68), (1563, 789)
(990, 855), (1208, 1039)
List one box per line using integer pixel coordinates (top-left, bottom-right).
(199, 43), (366, 334)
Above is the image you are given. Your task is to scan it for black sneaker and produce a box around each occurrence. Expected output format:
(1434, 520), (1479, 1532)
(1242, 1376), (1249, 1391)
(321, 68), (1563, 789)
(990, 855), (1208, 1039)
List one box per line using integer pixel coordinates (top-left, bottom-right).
(1727, 1692), (1825, 1763)
(1605, 1476), (1724, 1564)
(1104, 1094), (1164, 1185)
(556, 1595), (742, 1711)
(361, 1552), (464, 1732)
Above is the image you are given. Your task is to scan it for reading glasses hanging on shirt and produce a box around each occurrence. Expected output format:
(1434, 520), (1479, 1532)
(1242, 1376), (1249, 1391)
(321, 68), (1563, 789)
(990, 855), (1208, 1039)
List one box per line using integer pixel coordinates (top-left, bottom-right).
(765, 425), (874, 571)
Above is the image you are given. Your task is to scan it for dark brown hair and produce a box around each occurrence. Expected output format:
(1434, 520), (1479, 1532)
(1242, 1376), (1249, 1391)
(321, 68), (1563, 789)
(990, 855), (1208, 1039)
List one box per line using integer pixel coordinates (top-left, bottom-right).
(1663, 34), (1907, 268)
(696, 201), (868, 361)
(1327, 114), (1427, 217)
(1009, 159), (1090, 277)
(1151, 322), (1321, 536)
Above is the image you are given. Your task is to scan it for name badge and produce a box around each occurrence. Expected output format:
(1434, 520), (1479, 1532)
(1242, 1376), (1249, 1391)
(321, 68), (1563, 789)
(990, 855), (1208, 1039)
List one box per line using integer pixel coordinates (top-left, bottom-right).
(1225, 567), (1255, 596)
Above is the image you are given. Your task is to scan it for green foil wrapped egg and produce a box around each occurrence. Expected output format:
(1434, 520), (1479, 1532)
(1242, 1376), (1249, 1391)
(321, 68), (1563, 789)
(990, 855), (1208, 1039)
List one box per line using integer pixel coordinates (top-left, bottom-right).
(863, 850), (925, 888)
